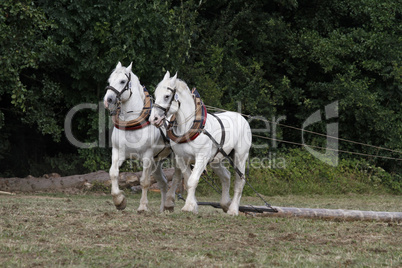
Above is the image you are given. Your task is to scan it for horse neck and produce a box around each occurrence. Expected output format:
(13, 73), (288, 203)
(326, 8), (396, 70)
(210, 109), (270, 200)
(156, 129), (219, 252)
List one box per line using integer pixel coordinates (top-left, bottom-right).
(120, 78), (145, 120)
(174, 86), (196, 135)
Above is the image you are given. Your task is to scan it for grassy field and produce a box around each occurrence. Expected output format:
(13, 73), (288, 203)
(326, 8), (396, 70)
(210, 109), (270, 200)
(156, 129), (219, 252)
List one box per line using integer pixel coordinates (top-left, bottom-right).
(1, 192), (401, 267)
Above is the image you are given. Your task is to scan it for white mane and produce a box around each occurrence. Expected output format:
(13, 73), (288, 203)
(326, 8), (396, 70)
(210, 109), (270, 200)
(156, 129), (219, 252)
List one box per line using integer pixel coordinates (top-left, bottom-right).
(174, 79), (190, 93)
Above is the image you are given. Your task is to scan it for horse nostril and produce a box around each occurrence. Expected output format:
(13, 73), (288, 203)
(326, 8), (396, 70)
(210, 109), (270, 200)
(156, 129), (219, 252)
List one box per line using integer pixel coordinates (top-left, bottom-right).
(154, 116), (158, 121)
(107, 97), (113, 103)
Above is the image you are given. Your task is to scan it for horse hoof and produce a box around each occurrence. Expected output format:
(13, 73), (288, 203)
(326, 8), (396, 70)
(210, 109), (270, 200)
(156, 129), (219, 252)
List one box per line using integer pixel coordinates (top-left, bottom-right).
(227, 209), (239, 216)
(137, 204), (149, 214)
(181, 204), (198, 214)
(115, 198), (127, 211)
(137, 209), (148, 214)
(220, 200), (231, 213)
(164, 206), (174, 212)
(164, 199), (175, 209)
(113, 195), (127, 211)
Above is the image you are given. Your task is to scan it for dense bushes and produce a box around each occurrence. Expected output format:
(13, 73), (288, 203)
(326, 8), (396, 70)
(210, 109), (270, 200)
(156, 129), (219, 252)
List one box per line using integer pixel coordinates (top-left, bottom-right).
(246, 149), (401, 195)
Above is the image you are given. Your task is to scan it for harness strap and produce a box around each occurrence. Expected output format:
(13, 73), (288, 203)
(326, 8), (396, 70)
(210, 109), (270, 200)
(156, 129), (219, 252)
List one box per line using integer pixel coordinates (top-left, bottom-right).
(211, 114), (225, 147)
(202, 128), (245, 180)
(209, 113), (226, 158)
(203, 127), (275, 209)
(153, 127), (171, 159)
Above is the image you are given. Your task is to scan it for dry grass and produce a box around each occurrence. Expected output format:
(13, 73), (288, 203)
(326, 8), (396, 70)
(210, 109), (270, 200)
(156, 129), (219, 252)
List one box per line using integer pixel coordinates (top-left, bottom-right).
(1, 192), (401, 267)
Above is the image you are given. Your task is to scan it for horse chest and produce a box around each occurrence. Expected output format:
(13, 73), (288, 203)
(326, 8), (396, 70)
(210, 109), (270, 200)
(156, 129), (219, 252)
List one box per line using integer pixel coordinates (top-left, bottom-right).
(171, 142), (213, 162)
(112, 128), (161, 153)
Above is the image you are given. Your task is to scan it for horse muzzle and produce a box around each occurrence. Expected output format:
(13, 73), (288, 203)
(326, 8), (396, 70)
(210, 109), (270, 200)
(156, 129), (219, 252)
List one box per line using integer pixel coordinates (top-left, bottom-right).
(150, 116), (165, 128)
(105, 103), (119, 116)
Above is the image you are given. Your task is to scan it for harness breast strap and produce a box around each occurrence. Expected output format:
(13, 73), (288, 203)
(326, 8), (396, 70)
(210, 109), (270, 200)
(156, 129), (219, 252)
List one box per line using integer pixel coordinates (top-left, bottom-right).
(203, 127), (246, 180)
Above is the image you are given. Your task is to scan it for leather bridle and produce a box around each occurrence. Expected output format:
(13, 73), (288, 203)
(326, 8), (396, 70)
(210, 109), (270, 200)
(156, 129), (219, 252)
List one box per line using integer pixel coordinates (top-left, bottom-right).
(105, 73), (133, 103)
(153, 86), (180, 117)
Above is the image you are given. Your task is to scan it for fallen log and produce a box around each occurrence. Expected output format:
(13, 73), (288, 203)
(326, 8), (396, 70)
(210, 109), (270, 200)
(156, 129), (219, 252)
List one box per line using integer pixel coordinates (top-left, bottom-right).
(0, 191), (15, 196)
(197, 202), (402, 223)
(0, 169), (176, 193)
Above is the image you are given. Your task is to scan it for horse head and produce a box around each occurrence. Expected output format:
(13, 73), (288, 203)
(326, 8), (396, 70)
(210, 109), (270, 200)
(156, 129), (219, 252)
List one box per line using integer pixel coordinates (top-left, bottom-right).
(150, 71), (181, 127)
(104, 62), (138, 115)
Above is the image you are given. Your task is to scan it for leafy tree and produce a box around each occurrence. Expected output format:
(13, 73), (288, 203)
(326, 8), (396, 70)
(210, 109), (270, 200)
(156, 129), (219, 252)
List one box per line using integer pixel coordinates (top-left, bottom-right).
(0, 0), (400, 178)
(184, 0), (401, 172)
(0, 0), (63, 176)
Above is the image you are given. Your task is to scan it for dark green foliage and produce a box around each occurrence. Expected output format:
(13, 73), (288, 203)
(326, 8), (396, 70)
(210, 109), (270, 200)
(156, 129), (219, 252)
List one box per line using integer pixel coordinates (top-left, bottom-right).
(0, 0), (400, 192)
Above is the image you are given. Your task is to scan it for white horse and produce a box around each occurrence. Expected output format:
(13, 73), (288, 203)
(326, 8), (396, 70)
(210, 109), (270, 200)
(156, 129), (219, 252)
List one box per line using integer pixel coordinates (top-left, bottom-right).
(103, 62), (181, 212)
(149, 72), (252, 215)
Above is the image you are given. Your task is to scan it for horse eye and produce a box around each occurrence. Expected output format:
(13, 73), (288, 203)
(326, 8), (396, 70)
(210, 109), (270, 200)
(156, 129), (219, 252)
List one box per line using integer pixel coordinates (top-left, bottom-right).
(120, 80), (125, 84)
(164, 95), (170, 100)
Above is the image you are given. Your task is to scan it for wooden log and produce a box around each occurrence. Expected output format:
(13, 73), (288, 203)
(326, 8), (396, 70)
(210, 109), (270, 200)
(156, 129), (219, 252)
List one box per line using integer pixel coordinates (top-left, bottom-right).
(197, 202), (402, 223)
(0, 191), (15, 195)
(0, 168), (176, 193)
(265, 206), (402, 223)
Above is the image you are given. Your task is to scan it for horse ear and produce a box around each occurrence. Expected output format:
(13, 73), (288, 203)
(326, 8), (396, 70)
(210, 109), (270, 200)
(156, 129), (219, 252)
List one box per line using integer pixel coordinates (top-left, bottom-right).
(127, 62), (133, 72)
(163, 71), (170, 81)
(116, 62), (122, 69)
(170, 72), (177, 87)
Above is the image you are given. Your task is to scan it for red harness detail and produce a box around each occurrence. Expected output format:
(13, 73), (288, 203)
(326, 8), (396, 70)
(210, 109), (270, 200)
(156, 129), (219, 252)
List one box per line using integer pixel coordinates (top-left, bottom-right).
(114, 120), (150, 130)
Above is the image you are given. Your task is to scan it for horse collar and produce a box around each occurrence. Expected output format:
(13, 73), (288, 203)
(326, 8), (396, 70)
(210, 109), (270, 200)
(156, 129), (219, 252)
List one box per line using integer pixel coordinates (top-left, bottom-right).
(166, 88), (207, 143)
(112, 86), (152, 131)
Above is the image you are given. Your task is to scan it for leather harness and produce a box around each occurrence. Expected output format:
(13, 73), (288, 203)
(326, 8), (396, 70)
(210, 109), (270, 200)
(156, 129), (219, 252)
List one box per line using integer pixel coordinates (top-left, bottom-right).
(111, 87), (152, 130)
(166, 88), (208, 144)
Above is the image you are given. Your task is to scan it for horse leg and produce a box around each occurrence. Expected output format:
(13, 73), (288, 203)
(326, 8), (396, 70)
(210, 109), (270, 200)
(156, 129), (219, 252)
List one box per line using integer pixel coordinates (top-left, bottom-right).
(210, 159), (231, 212)
(110, 147), (127, 210)
(152, 161), (169, 213)
(165, 161), (182, 212)
(181, 155), (207, 214)
(227, 151), (248, 216)
(137, 157), (153, 213)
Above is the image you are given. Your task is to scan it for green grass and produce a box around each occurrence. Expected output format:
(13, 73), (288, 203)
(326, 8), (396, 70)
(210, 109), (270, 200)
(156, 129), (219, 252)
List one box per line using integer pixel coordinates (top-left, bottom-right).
(1, 192), (401, 267)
